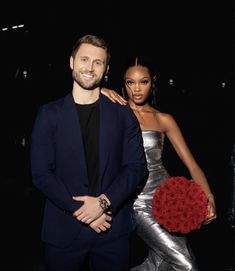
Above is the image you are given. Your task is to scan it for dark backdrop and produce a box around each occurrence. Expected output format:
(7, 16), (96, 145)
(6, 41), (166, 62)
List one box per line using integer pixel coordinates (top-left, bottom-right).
(0, 1), (234, 270)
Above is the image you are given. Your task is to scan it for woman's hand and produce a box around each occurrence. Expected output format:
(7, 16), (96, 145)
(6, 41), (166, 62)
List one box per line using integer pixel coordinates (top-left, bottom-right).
(101, 87), (127, 105)
(204, 194), (217, 224)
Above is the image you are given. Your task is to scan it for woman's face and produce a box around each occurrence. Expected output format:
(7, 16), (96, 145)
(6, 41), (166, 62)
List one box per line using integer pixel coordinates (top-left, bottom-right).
(124, 65), (152, 105)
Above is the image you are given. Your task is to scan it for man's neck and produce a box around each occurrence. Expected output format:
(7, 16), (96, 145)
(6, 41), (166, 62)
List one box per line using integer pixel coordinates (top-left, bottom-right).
(72, 87), (100, 105)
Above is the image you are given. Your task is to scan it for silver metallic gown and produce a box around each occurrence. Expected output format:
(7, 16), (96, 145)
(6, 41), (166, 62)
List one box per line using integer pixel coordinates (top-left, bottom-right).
(131, 130), (198, 271)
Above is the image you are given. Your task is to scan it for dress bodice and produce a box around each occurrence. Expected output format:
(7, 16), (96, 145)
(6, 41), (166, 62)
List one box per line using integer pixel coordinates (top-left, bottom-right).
(134, 130), (170, 203)
(141, 130), (165, 172)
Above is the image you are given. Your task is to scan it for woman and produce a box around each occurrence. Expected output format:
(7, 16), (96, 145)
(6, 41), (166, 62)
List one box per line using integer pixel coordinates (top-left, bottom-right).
(101, 56), (216, 270)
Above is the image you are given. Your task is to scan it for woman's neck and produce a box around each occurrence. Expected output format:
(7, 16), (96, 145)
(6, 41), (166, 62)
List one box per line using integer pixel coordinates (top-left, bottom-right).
(128, 101), (151, 112)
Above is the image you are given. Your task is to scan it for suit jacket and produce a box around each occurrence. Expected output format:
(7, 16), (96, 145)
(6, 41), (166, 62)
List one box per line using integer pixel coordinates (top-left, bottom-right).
(31, 93), (147, 247)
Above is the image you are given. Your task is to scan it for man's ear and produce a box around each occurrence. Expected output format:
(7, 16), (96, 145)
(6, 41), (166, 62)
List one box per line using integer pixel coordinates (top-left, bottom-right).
(70, 56), (74, 69)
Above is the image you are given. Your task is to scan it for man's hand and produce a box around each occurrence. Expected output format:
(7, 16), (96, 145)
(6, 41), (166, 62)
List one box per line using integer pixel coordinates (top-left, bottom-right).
(72, 195), (103, 224)
(89, 212), (112, 233)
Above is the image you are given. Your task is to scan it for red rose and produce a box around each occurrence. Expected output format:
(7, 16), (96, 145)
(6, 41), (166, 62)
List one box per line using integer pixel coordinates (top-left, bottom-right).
(152, 176), (208, 234)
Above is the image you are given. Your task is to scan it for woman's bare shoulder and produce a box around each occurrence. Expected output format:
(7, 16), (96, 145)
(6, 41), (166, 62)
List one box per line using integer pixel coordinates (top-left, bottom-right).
(155, 111), (177, 130)
(155, 111), (174, 121)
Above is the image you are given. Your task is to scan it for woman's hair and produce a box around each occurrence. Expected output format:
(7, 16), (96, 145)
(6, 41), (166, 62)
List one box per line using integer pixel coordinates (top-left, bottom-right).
(122, 56), (158, 108)
(123, 56), (156, 77)
(71, 34), (111, 65)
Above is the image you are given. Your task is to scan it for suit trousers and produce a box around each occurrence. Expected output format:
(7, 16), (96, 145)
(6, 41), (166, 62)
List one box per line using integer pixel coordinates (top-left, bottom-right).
(44, 226), (130, 271)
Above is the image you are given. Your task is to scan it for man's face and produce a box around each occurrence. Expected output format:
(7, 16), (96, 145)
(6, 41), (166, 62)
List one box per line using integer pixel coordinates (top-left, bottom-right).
(70, 43), (108, 90)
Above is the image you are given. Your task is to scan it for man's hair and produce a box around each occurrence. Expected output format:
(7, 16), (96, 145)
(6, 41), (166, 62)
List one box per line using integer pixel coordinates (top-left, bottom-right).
(71, 34), (111, 65)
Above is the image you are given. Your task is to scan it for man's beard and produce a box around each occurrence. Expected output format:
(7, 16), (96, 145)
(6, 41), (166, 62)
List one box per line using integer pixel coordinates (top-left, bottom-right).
(72, 70), (101, 90)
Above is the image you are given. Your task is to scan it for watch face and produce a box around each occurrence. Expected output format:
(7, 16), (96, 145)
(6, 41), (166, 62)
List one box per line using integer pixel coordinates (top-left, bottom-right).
(99, 197), (109, 211)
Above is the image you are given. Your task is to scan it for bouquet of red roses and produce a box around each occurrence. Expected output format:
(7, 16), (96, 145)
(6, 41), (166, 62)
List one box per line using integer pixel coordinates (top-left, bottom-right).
(152, 176), (208, 234)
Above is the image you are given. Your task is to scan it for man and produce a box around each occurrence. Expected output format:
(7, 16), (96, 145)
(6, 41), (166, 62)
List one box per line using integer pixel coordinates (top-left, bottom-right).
(30, 34), (147, 271)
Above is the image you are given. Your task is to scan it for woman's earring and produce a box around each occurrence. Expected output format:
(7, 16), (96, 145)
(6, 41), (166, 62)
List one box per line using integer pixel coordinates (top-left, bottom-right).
(151, 82), (157, 107)
(152, 82), (156, 90)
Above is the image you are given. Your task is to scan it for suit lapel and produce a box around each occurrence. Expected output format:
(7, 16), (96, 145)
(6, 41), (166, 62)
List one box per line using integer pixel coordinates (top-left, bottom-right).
(98, 94), (112, 192)
(62, 94), (88, 186)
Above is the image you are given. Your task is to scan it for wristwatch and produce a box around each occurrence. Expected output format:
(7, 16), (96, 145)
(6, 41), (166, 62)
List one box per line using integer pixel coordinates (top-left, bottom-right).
(99, 196), (110, 212)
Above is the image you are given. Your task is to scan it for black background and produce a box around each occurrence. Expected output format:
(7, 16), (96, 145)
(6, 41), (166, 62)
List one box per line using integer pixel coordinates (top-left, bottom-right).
(0, 1), (234, 270)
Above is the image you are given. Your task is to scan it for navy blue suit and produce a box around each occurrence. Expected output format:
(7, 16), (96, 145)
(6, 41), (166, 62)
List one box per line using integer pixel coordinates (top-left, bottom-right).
(31, 93), (147, 270)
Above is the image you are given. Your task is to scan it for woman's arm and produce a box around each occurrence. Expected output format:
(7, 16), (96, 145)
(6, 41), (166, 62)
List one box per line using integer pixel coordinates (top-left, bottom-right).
(161, 113), (217, 224)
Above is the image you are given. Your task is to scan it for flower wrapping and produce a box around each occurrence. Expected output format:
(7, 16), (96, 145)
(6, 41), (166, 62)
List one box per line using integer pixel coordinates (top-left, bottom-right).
(152, 176), (208, 234)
